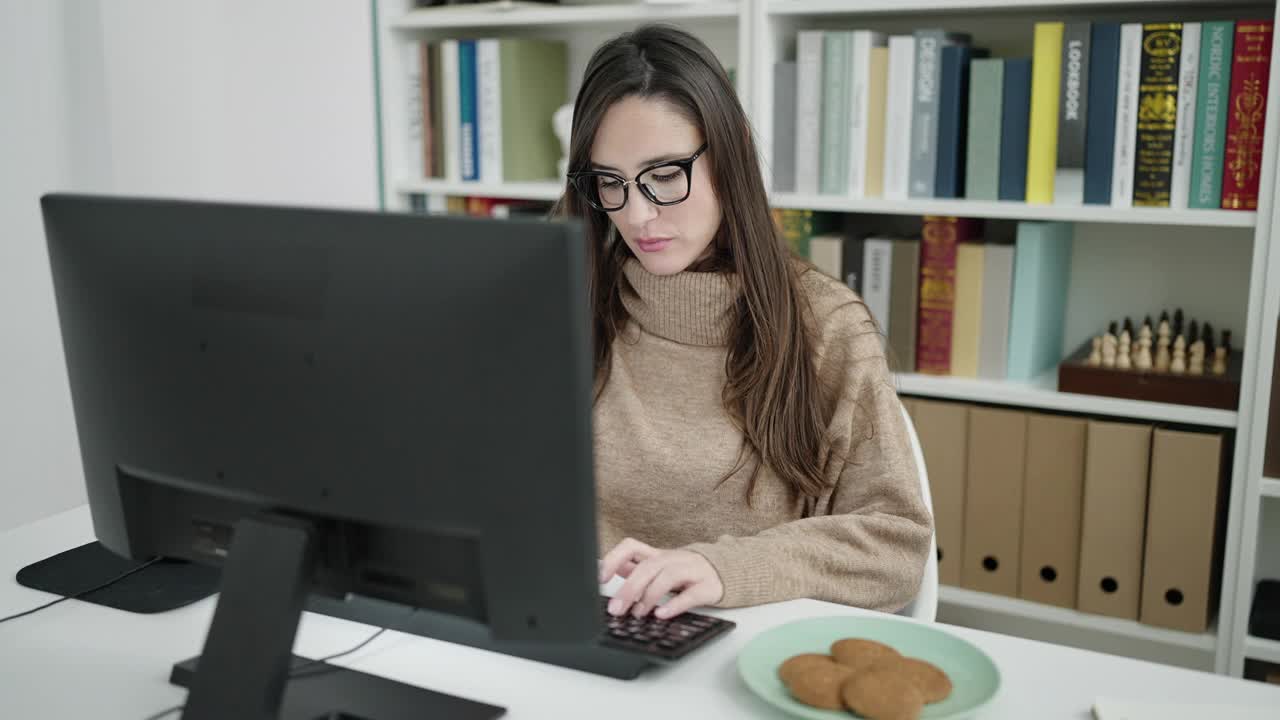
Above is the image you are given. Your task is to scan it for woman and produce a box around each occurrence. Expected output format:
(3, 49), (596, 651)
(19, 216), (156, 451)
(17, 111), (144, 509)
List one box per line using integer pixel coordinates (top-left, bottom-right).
(557, 24), (932, 620)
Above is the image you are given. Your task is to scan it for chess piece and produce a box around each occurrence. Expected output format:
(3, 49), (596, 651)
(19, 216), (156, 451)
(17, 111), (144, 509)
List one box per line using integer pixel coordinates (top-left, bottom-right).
(1213, 346), (1228, 375)
(1188, 319), (1200, 345)
(1171, 334), (1187, 374)
(1088, 336), (1103, 366)
(1222, 329), (1233, 356)
(1123, 317), (1135, 337)
(1189, 339), (1206, 375)
(1135, 334), (1153, 371)
(1139, 320), (1153, 344)
(1117, 329), (1132, 370)
(1102, 326), (1118, 368)
(1204, 323), (1216, 354)
(1156, 321), (1172, 372)
(1174, 308), (1184, 337)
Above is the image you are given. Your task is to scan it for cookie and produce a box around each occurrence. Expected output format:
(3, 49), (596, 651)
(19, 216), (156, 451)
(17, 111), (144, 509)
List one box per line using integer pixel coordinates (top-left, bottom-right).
(830, 638), (901, 673)
(841, 668), (925, 720)
(777, 653), (841, 687)
(884, 657), (953, 704)
(784, 660), (855, 711)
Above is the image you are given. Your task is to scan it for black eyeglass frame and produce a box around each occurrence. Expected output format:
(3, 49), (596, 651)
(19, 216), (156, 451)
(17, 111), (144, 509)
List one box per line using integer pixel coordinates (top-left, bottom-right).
(567, 142), (709, 212)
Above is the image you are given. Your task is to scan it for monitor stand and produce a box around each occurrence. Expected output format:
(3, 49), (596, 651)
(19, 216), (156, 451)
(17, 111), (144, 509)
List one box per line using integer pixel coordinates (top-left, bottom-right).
(174, 513), (504, 720)
(16, 541), (219, 613)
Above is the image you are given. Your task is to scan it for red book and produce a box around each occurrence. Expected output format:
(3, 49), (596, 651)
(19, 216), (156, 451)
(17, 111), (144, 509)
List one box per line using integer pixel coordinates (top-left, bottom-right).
(916, 217), (980, 374)
(1222, 20), (1274, 210)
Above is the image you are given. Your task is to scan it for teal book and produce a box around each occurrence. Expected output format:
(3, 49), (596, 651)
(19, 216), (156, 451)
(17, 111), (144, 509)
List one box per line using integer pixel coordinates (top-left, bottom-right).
(965, 59), (1004, 200)
(1189, 21), (1234, 209)
(820, 32), (854, 195)
(1006, 222), (1074, 381)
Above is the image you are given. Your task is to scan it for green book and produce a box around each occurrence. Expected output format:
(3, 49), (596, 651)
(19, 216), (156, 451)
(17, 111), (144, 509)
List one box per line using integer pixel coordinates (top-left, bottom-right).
(1189, 21), (1234, 208)
(498, 39), (569, 182)
(965, 59), (1004, 201)
(820, 32), (854, 195)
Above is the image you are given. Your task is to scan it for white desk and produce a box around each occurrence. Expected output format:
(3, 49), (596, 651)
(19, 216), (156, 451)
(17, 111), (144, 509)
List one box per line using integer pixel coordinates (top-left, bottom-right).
(3, 506), (1279, 720)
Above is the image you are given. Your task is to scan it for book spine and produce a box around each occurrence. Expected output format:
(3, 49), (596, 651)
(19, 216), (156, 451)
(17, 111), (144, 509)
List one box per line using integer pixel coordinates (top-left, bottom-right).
(909, 30), (946, 198)
(406, 42), (425, 178)
(884, 36), (916, 200)
(917, 216), (968, 374)
(864, 47), (890, 198)
(795, 31), (825, 196)
(821, 32), (852, 195)
(1055, 23), (1090, 204)
(864, 239), (895, 338)
(477, 39), (503, 184)
(1190, 22), (1234, 209)
(1170, 23), (1201, 209)
(458, 40), (479, 182)
(965, 59), (1003, 201)
(1111, 24), (1144, 207)
(848, 32), (886, 197)
(1027, 22), (1064, 203)
(1222, 21), (1274, 210)
(889, 238), (920, 372)
(1132, 23), (1183, 207)
(936, 46), (979, 199)
(441, 40), (461, 183)
(772, 62), (798, 192)
(1083, 24), (1121, 204)
(999, 59), (1033, 201)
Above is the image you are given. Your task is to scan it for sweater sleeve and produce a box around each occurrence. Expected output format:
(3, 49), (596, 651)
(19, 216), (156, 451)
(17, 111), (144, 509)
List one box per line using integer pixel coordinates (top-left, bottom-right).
(683, 293), (933, 613)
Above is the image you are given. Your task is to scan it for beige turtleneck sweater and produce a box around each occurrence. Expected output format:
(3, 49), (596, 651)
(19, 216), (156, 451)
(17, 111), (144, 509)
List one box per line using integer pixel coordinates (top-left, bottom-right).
(593, 258), (932, 613)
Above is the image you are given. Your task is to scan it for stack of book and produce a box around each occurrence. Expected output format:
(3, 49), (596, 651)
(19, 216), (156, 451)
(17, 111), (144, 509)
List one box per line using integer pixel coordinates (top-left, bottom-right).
(774, 19), (1274, 210)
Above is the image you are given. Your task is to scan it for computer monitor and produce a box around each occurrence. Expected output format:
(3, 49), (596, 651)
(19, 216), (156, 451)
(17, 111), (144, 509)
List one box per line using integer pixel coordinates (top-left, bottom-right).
(41, 193), (600, 720)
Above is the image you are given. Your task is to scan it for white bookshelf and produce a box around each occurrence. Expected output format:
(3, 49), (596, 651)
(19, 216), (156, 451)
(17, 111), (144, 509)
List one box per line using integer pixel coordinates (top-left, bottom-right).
(1246, 634), (1280, 665)
(896, 372), (1239, 428)
(374, 0), (1280, 680)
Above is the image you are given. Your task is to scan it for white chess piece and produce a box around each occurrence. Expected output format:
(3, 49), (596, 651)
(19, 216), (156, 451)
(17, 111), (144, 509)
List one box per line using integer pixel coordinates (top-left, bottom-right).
(1189, 340), (1206, 375)
(1171, 335), (1187, 374)
(1117, 332), (1132, 370)
(1102, 334), (1118, 368)
(553, 104), (574, 180)
(1155, 327), (1172, 372)
(1135, 336), (1153, 371)
(1088, 336), (1103, 366)
(1213, 346), (1228, 375)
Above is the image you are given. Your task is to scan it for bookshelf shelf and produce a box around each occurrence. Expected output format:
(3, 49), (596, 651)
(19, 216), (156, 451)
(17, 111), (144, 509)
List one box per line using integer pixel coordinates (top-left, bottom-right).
(397, 178), (565, 201)
(1263, 478), (1280, 499)
(939, 586), (1218, 654)
(896, 371), (1239, 427)
(771, 193), (1258, 228)
(1245, 635), (1280, 664)
(766, 0), (1259, 17)
(393, 1), (741, 30)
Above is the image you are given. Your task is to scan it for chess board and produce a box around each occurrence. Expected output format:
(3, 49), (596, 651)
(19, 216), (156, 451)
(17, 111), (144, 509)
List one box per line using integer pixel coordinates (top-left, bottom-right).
(1057, 339), (1242, 410)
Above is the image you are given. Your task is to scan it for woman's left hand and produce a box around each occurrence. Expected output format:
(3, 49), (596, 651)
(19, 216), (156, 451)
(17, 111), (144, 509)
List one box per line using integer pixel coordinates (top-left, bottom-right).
(599, 537), (724, 619)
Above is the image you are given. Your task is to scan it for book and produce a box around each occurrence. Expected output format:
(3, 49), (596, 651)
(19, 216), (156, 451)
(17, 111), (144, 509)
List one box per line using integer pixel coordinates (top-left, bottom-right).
(966, 59), (1004, 201)
(1132, 23), (1184, 207)
(406, 42), (426, 178)
(1027, 22), (1065, 204)
(1006, 221), (1073, 381)
(458, 40), (479, 182)
(1083, 24), (1122, 204)
(864, 46), (890, 198)
(774, 209), (839, 258)
(496, 39), (569, 182)
(999, 59), (1033, 202)
(910, 30), (971, 198)
(863, 239), (895, 338)
(1189, 22), (1234, 209)
(477, 39), (503, 183)
(427, 43), (445, 178)
(950, 242), (986, 377)
(440, 39), (462, 183)
(936, 45), (987, 198)
(1222, 20), (1274, 210)
(821, 32), (854, 195)
(841, 218), (867, 292)
(889, 238), (921, 372)
(772, 62), (798, 192)
(795, 31), (825, 195)
(917, 217), (979, 374)
(978, 244), (1015, 379)
(884, 36), (916, 200)
(1170, 24), (1201, 209)
(1111, 24), (1144, 207)
(849, 31), (888, 198)
(809, 234), (845, 280)
(1055, 22), (1091, 205)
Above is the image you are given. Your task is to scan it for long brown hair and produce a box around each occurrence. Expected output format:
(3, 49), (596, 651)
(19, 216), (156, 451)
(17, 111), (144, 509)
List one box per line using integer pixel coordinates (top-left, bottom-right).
(555, 24), (841, 504)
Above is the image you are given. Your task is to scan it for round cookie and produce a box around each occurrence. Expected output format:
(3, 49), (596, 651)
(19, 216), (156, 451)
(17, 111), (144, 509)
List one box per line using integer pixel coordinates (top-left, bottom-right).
(841, 668), (925, 720)
(830, 638), (901, 673)
(777, 653), (841, 687)
(784, 661), (855, 711)
(888, 657), (953, 704)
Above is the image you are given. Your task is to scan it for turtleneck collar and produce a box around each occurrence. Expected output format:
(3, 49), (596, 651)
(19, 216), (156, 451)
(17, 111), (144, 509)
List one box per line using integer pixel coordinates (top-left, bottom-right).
(619, 258), (740, 346)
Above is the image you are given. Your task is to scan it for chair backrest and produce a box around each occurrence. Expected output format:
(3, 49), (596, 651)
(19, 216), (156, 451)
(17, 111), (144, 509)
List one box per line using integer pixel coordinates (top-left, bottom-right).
(896, 402), (939, 622)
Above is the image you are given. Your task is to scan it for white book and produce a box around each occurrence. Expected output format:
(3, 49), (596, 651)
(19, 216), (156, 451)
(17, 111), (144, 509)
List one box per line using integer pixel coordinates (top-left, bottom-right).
(847, 31), (887, 198)
(1170, 23), (1201, 209)
(862, 238), (894, 338)
(795, 31), (825, 196)
(809, 234), (844, 281)
(426, 194), (449, 215)
(476, 39), (503, 184)
(441, 39), (462, 183)
(405, 42), (425, 178)
(1110, 23), (1143, 208)
(883, 36), (916, 201)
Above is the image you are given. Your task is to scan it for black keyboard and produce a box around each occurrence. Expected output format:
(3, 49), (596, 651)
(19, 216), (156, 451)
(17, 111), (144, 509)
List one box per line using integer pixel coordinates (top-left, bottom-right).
(597, 596), (735, 661)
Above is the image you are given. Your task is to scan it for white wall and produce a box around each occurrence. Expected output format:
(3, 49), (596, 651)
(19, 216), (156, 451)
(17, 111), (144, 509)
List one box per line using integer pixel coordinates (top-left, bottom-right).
(0, 0), (379, 533)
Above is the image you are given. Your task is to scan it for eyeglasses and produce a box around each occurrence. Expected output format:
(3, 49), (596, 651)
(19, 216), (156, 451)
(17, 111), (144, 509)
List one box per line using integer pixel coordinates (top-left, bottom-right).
(568, 143), (708, 213)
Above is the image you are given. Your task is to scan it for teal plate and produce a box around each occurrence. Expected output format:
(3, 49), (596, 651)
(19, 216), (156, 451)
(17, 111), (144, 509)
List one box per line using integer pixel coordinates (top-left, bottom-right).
(737, 615), (1001, 719)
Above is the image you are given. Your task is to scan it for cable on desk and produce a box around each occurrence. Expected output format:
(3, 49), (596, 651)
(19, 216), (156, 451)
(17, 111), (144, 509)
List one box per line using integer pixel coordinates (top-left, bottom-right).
(0, 557), (162, 626)
(138, 704), (183, 720)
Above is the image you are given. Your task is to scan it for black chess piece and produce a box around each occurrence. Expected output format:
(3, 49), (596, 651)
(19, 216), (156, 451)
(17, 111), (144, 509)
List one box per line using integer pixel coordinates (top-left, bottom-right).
(1160, 310), (1170, 325)
(1223, 329), (1233, 354)
(1144, 315), (1154, 331)
(1205, 323), (1216, 353)
(1108, 321), (1119, 336)
(1189, 320), (1200, 343)
(1123, 317), (1134, 335)
(1174, 308), (1184, 336)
